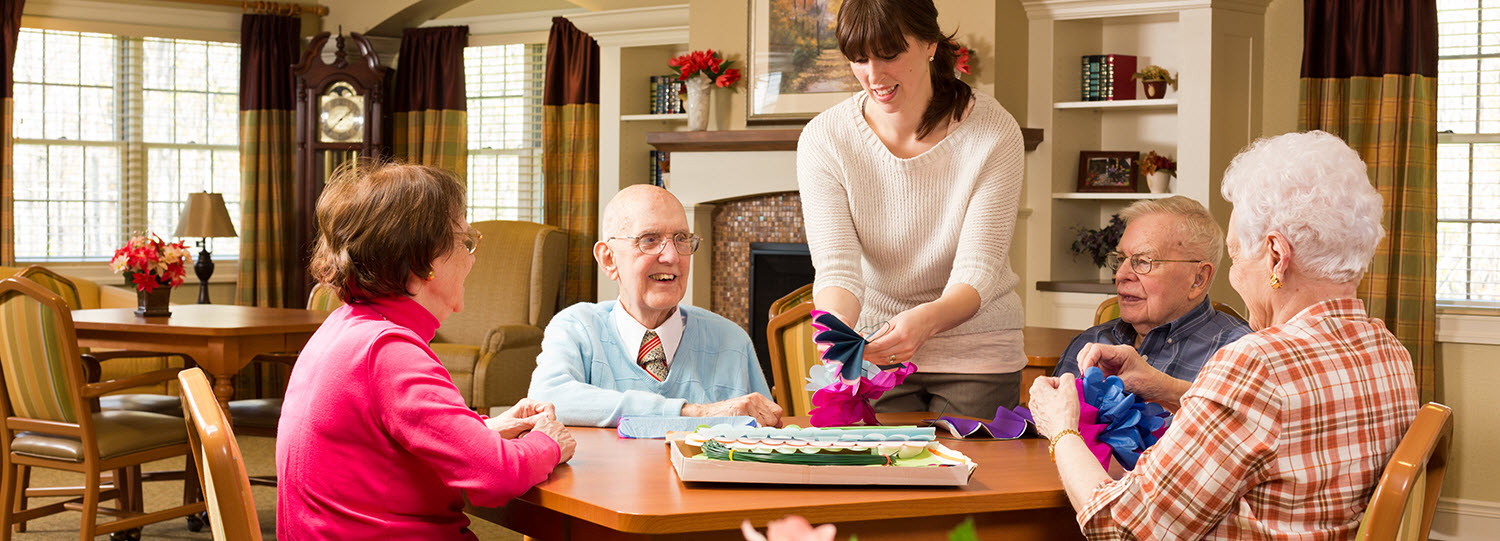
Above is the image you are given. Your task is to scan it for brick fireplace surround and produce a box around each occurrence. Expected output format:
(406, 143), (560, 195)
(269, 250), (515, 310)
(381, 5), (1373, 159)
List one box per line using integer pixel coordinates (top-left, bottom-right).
(708, 192), (806, 331)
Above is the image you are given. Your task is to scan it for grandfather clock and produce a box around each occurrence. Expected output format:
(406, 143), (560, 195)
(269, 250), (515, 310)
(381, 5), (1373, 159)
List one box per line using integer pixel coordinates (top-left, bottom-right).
(291, 32), (390, 306)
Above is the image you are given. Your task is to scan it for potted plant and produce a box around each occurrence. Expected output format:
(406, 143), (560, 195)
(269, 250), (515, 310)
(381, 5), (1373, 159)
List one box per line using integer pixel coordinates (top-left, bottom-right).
(1132, 65), (1178, 99)
(667, 49), (742, 131)
(110, 232), (191, 316)
(1141, 151), (1177, 193)
(1071, 214), (1126, 269)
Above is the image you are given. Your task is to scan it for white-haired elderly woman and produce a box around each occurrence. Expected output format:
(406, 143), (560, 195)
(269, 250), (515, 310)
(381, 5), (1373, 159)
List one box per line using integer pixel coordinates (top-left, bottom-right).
(1028, 131), (1419, 539)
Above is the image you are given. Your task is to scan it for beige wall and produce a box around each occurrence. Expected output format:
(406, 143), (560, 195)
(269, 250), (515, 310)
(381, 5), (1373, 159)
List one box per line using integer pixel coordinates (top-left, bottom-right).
(1262, 0), (1303, 137)
(1439, 342), (1500, 502)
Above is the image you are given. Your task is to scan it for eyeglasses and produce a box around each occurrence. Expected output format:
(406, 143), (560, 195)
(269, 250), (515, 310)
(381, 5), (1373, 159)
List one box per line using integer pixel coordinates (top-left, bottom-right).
(457, 228), (483, 254)
(1105, 251), (1200, 275)
(608, 233), (701, 255)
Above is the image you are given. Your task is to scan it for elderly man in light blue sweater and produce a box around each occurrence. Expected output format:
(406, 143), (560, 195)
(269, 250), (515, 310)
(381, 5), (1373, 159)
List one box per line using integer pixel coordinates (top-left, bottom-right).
(527, 185), (781, 428)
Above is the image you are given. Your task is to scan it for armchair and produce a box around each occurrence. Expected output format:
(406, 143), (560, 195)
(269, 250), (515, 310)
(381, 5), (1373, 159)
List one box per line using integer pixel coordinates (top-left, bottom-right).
(429, 220), (566, 410)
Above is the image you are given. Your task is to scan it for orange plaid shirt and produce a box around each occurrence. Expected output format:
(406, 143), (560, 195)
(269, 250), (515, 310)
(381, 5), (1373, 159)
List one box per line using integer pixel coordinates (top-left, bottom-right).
(1078, 298), (1418, 540)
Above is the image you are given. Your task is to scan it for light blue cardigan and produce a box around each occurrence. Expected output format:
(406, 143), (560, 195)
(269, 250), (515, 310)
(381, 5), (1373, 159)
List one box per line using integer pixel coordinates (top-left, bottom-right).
(527, 301), (772, 427)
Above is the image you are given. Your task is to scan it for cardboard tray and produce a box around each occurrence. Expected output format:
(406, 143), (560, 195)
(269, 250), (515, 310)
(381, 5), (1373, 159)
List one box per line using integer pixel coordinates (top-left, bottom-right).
(668, 440), (977, 486)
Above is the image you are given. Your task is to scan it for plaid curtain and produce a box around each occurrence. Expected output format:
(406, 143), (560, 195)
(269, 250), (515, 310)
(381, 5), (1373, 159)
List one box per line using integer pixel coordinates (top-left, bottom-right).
(543, 17), (600, 305)
(235, 14), (299, 308)
(1299, 0), (1439, 402)
(393, 26), (468, 176)
(0, 0), (22, 265)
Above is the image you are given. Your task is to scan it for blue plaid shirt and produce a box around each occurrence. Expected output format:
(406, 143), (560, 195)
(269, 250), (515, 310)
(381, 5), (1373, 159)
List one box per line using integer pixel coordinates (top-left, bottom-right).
(1052, 297), (1253, 382)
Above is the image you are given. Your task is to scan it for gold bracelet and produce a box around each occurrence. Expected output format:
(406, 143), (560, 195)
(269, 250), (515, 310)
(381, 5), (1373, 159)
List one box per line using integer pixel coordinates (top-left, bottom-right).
(1048, 428), (1082, 462)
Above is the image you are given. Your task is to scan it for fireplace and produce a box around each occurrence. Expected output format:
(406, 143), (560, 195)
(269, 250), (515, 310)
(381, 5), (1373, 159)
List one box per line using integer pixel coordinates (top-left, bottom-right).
(748, 242), (814, 381)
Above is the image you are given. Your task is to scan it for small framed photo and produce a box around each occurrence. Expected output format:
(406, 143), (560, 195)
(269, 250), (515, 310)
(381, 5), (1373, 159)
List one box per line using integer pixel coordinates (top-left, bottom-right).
(1076, 151), (1141, 193)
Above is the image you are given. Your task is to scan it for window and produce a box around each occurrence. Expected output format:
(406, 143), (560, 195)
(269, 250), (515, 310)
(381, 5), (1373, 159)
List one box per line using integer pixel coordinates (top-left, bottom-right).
(11, 29), (240, 262)
(464, 43), (545, 223)
(1437, 1), (1500, 307)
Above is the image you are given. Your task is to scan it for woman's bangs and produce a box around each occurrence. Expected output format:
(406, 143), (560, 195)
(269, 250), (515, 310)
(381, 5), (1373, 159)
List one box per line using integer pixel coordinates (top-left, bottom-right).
(837, 7), (908, 61)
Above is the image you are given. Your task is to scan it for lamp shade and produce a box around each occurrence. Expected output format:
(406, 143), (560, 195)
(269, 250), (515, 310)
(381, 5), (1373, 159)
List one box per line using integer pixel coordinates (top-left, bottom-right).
(174, 192), (238, 238)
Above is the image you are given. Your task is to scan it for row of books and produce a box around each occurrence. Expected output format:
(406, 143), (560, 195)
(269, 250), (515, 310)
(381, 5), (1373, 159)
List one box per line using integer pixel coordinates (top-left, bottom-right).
(649, 150), (671, 189)
(1080, 54), (1137, 101)
(650, 75), (686, 115)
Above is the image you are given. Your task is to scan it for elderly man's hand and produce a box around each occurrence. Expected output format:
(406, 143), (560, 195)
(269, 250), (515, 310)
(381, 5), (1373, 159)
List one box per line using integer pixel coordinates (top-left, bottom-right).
(683, 393), (784, 427)
(495, 398), (556, 421)
(741, 516), (837, 541)
(1077, 342), (1178, 405)
(1028, 374), (1080, 440)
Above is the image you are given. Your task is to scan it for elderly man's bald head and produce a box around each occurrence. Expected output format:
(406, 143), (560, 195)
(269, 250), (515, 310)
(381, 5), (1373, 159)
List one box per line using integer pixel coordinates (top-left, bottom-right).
(601, 184), (687, 238)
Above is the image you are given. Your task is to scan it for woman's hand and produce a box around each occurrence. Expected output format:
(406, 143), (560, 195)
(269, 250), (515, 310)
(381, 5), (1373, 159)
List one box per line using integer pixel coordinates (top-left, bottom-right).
(863, 305), (941, 364)
(532, 417), (577, 463)
(497, 398), (556, 421)
(485, 413), (546, 439)
(1028, 374), (1080, 440)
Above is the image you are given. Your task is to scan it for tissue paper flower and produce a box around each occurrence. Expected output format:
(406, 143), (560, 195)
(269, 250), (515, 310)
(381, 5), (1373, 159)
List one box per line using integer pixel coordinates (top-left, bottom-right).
(808, 362), (917, 427)
(927, 405), (1037, 439)
(1075, 366), (1170, 470)
(808, 310), (871, 386)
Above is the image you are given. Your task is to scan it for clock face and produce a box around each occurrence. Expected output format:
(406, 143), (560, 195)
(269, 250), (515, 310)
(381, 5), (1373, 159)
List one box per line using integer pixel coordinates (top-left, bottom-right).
(319, 83), (365, 143)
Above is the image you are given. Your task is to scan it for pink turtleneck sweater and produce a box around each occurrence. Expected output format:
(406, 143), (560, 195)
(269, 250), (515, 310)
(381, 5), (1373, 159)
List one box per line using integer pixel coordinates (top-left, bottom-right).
(276, 295), (560, 540)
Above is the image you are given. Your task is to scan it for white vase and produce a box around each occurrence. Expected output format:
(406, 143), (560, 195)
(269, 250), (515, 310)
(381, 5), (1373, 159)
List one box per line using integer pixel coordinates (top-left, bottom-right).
(1148, 171), (1172, 193)
(685, 75), (711, 131)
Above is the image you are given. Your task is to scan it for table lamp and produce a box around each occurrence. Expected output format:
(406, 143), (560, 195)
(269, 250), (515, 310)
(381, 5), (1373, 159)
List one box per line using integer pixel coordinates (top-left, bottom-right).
(174, 192), (238, 304)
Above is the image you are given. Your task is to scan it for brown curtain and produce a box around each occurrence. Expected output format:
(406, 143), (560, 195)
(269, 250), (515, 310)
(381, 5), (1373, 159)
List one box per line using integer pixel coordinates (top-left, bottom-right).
(0, 0), (22, 265)
(235, 13), (300, 309)
(393, 25), (468, 176)
(543, 17), (600, 306)
(1299, 0), (1439, 402)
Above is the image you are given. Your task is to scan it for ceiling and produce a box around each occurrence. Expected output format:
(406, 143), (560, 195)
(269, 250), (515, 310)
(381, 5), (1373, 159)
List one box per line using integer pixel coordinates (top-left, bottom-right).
(439, 0), (685, 19)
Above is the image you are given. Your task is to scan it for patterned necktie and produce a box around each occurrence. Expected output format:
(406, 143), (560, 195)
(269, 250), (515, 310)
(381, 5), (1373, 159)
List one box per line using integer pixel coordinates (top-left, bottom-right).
(638, 330), (668, 382)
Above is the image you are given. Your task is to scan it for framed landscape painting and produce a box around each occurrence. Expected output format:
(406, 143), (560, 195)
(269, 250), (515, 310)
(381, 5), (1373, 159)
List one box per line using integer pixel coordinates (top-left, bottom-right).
(746, 0), (862, 124)
(1076, 151), (1140, 193)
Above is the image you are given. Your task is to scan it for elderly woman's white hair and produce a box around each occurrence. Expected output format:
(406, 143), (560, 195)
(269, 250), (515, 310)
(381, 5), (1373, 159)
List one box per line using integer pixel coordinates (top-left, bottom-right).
(1220, 131), (1385, 283)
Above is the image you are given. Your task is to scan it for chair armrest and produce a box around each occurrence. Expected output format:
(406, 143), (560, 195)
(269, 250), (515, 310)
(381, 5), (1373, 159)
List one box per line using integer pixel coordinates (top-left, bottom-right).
(480, 324), (544, 355)
(81, 367), (182, 397)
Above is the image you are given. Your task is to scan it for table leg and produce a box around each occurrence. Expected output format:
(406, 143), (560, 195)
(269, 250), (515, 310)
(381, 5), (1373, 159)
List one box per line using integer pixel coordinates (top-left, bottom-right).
(212, 373), (235, 418)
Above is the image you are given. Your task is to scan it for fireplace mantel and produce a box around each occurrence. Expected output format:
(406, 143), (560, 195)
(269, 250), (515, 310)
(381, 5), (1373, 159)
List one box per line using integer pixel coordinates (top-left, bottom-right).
(647, 127), (1044, 153)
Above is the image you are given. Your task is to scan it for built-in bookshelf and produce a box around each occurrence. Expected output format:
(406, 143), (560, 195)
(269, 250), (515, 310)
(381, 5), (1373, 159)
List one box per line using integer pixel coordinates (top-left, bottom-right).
(1020, 0), (1270, 328)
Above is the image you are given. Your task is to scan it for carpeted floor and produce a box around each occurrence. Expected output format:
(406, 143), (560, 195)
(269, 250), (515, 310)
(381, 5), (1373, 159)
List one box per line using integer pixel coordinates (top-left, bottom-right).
(11, 436), (522, 540)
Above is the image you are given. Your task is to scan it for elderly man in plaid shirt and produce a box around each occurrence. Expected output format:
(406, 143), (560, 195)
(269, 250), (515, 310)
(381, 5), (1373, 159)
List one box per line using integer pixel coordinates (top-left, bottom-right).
(1028, 131), (1419, 540)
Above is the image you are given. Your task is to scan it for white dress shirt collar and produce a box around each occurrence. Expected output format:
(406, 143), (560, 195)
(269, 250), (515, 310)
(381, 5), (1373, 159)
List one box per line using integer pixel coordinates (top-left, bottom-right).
(612, 300), (686, 367)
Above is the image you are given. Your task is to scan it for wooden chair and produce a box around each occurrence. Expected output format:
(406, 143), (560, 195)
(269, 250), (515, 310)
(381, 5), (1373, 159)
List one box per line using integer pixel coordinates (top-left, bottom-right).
(179, 368), (263, 541)
(1354, 402), (1454, 541)
(15, 265), (194, 417)
(0, 276), (204, 540)
(765, 285), (819, 417)
(1094, 295), (1246, 326)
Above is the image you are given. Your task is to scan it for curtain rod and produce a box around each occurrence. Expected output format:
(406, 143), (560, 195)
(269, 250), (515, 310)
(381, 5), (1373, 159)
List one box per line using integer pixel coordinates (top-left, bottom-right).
(156, 0), (329, 17)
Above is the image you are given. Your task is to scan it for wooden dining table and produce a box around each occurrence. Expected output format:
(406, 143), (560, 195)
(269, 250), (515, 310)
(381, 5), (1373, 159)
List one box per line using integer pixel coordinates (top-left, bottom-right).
(70, 304), (330, 412)
(466, 412), (1086, 540)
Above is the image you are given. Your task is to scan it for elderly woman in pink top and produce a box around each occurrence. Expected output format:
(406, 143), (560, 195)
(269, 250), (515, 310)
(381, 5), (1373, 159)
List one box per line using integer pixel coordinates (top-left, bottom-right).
(276, 162), (576, 539)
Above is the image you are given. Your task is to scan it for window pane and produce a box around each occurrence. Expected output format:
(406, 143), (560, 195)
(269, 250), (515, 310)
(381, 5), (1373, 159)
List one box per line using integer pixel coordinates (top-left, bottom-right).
(465, 43), (545, 223)
(1437, 1), (1500, 305)
(10, 30), (240, 262)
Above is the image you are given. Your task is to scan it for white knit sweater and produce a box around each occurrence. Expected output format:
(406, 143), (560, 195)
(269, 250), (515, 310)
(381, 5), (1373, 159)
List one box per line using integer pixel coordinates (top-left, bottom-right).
(797, 90), (1026, 373)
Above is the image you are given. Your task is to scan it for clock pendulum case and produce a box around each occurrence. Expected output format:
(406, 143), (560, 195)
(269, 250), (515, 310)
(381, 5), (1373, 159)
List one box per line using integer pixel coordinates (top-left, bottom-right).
(291, 32), (391, 306)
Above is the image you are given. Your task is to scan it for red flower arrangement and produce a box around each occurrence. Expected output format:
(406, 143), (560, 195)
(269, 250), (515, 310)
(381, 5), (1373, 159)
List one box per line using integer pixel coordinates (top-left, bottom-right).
(1141, 151), (1177, 177)
(954, 43), (972, 75)
(109, 233), (191, 293)
(668, 49), (742, 90)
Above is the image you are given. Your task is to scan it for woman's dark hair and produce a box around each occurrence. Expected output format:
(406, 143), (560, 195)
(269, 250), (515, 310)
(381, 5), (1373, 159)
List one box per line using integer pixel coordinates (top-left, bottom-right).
(309, 160), (467, 304)
(836, 0), (971, 139)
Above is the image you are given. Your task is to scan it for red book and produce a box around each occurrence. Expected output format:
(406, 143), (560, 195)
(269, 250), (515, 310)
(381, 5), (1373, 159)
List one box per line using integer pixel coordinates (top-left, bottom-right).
(1105, 54), (1137, 101)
